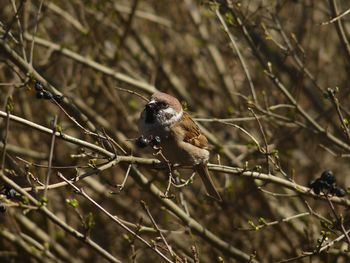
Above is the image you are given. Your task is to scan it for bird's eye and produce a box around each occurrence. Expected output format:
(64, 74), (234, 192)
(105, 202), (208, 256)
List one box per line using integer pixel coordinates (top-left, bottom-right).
(157, 102), (168, 109)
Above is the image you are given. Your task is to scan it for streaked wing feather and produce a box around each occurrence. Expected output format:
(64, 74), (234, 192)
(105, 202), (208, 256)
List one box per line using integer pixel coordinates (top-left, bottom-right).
(178, 112), (208, 149)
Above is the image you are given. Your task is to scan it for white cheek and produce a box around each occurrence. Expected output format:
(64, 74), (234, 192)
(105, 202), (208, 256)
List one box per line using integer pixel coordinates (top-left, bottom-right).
(163, 107), (176, 115)
(161, 108), (183, 125)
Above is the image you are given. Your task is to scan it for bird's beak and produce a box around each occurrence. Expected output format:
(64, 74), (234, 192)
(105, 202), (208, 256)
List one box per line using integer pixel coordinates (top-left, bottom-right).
(145, 102), (156, 111)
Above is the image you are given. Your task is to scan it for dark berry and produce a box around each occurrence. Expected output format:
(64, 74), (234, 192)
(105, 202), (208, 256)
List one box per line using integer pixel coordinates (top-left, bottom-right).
(329, 183), (338, 195)
(136, 136), (149, 148)
(5, 188), (16, 199)
(320, 170), (335, 184)
(314, 178), (324, 188)
(308, 179), (316, 188)
(313, 185), (321, 195)
(309, 179), (322, 194)
(152, 136), (161, 146)
(34, 81), (44, 91)
(0, 203), (6, 213)
(36, 91), (44, 99)
(42, 91), (53, 100)
(335, 188), (346, 197)
(321, 181), (331, 190)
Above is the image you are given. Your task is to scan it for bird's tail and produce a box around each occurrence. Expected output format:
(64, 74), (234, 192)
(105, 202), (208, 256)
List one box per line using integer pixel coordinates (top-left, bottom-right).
(195, 164), (222, 201)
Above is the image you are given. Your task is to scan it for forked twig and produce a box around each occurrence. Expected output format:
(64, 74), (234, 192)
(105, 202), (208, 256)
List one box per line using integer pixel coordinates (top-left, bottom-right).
(141, 200), (174, 257)
(57, 172), (174, 263)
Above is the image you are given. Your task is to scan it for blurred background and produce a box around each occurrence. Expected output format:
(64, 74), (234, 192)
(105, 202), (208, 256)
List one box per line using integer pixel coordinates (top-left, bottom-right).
(1, 0), (350, 262)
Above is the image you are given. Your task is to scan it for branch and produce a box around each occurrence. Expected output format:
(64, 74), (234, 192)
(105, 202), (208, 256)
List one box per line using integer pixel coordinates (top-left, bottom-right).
(328, 0), (350, 64)
(21, 33), (157, 94)
(0, 171), (122, 263)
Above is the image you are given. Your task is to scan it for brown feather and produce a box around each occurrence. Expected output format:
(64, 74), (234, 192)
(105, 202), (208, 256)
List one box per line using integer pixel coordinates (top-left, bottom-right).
(176, 112), (208, 149)
(195, 164), (222, 201)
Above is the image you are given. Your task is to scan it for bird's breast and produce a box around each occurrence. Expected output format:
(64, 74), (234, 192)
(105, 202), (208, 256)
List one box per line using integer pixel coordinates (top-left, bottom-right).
(160, 138), (209, 166)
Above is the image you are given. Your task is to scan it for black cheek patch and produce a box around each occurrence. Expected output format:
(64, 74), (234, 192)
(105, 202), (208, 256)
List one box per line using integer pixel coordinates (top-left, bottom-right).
(145, 107), (156, 123)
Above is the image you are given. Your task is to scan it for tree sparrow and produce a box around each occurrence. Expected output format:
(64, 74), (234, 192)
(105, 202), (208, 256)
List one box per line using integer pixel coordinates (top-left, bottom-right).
(138, 92), (222, 201)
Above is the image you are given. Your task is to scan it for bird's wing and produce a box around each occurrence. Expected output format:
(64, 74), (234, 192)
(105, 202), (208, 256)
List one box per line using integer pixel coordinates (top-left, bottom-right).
(175, 112), (208, 149)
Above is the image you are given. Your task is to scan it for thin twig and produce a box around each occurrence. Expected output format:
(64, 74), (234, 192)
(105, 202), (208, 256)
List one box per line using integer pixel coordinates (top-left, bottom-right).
(322, 6), (350, 24)
(328, 0), (350, 63)
(141, 200), (174, 257)
(21, 33), (157, 94)
(57, 172), (174, 263)
(116, 0), (139, 59)
(0, 111), (10, 169)
(237, 212), (311, 231)
(114, 86), (149, 102)
(0, 171), (122, 263)
(45, 2), (89, 34)
(325, 194), (350, 245)
(216, 7), (257, 103)
(0, 110), (113, 158)
(2, 0), (25, 40)
(118, 163), (132, 191)
(29, 0), (44, 65)
(327, 88), (350, 141)
(10, 0), (27, 62)
(113, 3), (172, 28)
(249, 108), (270, 173)
(44, 115), (58, 198)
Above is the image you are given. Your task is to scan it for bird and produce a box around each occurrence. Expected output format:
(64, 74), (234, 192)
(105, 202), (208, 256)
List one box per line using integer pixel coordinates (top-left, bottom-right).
(138, 91), (222, 201)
